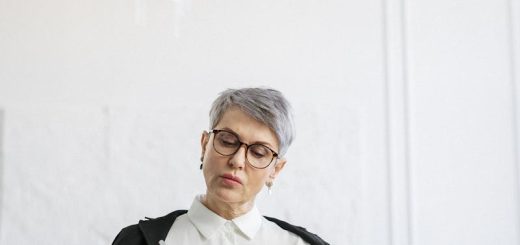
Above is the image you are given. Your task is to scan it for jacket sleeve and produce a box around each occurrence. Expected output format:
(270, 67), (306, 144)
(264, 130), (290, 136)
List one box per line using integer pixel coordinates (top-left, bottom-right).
(112, 224), (147, 245)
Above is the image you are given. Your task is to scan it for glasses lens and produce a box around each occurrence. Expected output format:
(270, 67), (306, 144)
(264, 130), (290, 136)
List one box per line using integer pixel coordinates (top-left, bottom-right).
(247, 144), (274, 168)
(214, 131), (240, 155)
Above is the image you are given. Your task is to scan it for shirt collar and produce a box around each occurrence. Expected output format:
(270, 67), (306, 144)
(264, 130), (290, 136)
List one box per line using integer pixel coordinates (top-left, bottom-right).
(187, 195), (263, 240)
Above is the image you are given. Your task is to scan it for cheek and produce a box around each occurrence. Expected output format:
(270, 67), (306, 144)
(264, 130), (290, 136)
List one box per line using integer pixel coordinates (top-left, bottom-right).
(202, 156), (219, 181)
(202, 153), (230, 181)
(202, 167), (211, 185)
(246, 171), (271, 190)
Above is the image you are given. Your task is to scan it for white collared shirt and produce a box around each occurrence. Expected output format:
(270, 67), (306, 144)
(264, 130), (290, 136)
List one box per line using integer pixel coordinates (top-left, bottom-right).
(164, 195), (309, 245)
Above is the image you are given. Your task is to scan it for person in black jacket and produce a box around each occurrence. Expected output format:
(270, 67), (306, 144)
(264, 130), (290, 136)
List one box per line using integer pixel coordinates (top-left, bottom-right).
(113, 87), (328, 245)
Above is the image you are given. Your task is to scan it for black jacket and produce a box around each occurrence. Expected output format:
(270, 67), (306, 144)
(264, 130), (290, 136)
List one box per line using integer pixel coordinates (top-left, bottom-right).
(112, 210), (329, 245)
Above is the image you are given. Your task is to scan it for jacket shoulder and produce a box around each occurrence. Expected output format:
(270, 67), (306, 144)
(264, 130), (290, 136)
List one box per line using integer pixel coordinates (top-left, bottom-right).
(112, 210), (188, 245)
(112, 224), (146, 245)
(264, 216), (329, 245)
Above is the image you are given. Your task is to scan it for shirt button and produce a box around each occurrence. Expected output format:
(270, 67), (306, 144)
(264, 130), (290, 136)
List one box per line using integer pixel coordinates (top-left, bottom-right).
(225, 222), (233, 229)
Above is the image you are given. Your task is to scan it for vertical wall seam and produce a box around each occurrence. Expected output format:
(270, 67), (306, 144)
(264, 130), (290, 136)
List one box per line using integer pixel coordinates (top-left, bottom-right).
(381, 0), (393, 243)
(400, 0), (413, 244)
(383, 0), (412, 243)
(103, 106), (110, 170)
(0, 109), (4, 241)
(507, 0), (520, 241)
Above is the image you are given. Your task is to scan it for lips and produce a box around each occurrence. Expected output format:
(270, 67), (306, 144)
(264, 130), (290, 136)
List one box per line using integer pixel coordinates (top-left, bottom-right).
(221, 173), (242, 184)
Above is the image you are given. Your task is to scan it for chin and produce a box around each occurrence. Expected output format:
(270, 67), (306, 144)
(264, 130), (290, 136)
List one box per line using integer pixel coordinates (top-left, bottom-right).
(213, 188), (245, 203)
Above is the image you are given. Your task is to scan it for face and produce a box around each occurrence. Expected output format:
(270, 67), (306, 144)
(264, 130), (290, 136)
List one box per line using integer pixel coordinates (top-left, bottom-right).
(200, 107), (286, 206)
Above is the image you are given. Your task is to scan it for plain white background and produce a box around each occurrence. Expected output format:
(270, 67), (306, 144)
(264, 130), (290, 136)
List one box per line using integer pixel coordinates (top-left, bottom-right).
(0, 0), (519, 244)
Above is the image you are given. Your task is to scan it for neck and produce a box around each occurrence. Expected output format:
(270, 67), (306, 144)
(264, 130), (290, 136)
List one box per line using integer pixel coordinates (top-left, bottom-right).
(202, 194), (255, 220)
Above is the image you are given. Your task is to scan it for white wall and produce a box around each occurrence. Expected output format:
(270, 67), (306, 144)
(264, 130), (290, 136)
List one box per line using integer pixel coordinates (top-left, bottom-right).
(0, 0), (518, 244)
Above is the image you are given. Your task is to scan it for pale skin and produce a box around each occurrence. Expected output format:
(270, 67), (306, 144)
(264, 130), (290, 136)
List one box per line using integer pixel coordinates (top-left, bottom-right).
(200, 107), (287, 220)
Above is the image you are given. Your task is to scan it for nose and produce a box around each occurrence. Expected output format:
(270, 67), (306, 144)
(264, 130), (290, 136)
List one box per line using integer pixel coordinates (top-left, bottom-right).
(228, 143), (247, 169)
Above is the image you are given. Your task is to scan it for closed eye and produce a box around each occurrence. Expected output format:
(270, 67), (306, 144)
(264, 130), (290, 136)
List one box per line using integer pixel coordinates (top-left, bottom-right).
(250, 145), (269, 158)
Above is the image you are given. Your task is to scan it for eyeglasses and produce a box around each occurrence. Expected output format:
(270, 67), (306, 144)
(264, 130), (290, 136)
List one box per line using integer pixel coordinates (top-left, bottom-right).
(209, 129), (279, 169)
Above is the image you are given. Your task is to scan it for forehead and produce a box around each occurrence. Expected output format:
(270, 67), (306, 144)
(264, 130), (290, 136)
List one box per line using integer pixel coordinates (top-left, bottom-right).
(215, 107), (279, 150)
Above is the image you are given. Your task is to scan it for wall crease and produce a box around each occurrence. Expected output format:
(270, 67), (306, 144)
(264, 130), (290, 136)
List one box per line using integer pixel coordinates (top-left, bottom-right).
(507, 0), (520, 241)
(382, 0), (412, 244)
(0, 109), (4, 241)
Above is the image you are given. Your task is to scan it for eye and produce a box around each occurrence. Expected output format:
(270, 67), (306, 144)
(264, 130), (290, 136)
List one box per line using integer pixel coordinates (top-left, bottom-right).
(217, 132), (239, 147)
(221, 138), (237, 146)
(250, 145), (269, 158)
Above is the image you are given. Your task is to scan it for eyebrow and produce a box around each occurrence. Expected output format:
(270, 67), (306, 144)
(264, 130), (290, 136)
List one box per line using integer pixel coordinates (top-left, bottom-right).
(219, 127), (276, 149)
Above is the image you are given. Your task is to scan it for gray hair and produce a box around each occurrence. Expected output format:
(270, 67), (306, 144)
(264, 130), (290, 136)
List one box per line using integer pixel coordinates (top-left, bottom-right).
(209, 87), (295, 157)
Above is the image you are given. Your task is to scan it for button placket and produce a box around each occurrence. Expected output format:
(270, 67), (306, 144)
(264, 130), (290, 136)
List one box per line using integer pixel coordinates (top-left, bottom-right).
(224, 221), (235, 244)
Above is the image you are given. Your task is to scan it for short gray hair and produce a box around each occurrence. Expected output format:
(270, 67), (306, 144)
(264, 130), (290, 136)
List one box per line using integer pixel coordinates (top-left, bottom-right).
(209, 87), (295, 157)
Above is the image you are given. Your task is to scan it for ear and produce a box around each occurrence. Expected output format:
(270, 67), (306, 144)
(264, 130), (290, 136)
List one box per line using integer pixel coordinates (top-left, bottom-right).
(200, 131), (210, 158)
(270, 158), (287, 181)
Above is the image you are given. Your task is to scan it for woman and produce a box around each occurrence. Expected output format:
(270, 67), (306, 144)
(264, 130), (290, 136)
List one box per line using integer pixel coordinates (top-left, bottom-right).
(112, 88), (328, 245)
